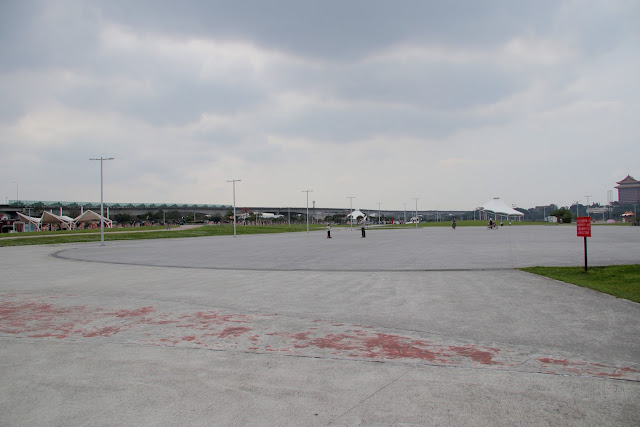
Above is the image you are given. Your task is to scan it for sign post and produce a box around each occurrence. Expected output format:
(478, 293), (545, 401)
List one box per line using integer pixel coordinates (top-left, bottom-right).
(576, 217), (591, 271)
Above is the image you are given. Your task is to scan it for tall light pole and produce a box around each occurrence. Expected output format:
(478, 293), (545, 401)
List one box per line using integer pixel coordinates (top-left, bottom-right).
(584, 195), (591, 220)
(11, 182), (18, 205)
(90, 157), (114, 246)
(377, 202), (381, 225)
(412, 197), (419, 229)
(302, 190), (314, 232)
(347, 196), (356, 230)
(575, 201), (580, 218)
(227, 179), (241, 237)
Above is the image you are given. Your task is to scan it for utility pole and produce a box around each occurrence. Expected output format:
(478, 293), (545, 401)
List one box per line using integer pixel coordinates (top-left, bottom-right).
(412, 197), (419, 229)
(227, 179), (241, 237)
(377, 202), (381, 225)
(584, 195), (592, 220)
(347, 196), (356, 230)
(302, 190), (314, 232)
(89, 157), (114, 246)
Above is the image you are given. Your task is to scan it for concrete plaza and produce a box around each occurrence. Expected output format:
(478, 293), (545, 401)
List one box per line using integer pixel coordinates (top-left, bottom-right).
(1, 225), (639, 425)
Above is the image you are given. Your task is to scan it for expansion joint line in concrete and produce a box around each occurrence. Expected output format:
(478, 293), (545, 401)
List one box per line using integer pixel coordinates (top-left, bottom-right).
(327, 366), (416, 425)
(51, 250), (514, 273)
(2, 335), (638, 384)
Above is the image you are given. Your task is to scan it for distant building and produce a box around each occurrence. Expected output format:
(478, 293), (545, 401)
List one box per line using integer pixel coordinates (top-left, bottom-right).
(615, 175), (640, 204)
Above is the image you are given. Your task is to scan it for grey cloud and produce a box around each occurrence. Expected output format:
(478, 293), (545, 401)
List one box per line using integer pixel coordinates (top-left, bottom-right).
(268, 103), (489, 143)
(332, 62), (523, 111)
(0, 0), (102, 72)
(58, 77), (268, 126)
(91, 0), (561, 60)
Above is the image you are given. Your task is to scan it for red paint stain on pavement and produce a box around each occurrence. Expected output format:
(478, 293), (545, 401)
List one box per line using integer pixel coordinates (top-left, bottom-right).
(291, 332), (312, 341)
(3, 294), (637, 381)
(216, 327), (252, 338)
(362, 334), (444, 362)
(192, 311), (250, 324)
(288, 331), (502, 365)
(28, 332), (70, 339)
(538, 357), (568, 366)
(596, 366), (640, 378)
(83, 326), (123, 337)
(112, 306), (155, 317)
(448, 345), (500, 365)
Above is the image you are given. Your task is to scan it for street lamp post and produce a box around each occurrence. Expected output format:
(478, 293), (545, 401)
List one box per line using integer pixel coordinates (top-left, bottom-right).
(227, 179), (241, 237)
(584, 195), (591, 220)
(575, 201), (580, 219)
(302, 190), (314, 232)
(403, 203), (407, 224)
(377, 202), (381, 225)
(89, 157), (114, 246)
(412, 197), (419, 229)
(347, 196), (356, 230)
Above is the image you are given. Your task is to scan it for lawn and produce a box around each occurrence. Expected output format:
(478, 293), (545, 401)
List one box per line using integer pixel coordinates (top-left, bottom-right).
(521, 265), (640, 303)
(0, 224), (325, 246)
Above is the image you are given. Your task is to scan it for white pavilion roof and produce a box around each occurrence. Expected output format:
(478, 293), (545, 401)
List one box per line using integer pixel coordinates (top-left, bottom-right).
(480, 198), (523, 216)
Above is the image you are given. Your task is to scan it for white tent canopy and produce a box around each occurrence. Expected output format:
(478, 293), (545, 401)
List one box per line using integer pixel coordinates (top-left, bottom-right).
(17, 212), (42, 231)
(40, 211), (75, 229)
(16, 210), (112, 231)
(347, 210), (367, 219)
(479, 197), (524, 220)
(74, 210), (113, 228)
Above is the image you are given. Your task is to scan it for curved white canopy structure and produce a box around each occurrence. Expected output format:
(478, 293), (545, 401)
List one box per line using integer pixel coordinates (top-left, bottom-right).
(347, 210), (366, 219)
(16, 210), (112, 231)
(17, 212), (42, 231)
(40, 211), (75, 229)
(480, 197), (524, 219)
(74, 210), (112, 228)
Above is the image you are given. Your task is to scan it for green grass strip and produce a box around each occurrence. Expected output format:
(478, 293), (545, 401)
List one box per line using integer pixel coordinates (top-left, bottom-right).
(521, 265), (640, 303)
(0, 224), (326, 246)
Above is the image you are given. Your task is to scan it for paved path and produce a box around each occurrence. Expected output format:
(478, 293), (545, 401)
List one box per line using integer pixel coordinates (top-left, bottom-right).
(1, 226), (639, 425)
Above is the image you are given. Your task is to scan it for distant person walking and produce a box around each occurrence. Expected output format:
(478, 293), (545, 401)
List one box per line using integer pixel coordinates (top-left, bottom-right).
(327, 223), (331, 238)
(452, 218), (456, 230)
(361, 217), (366, 238)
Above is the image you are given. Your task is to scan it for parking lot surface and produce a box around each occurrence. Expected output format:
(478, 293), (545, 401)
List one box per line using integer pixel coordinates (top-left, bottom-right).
(1, 225), (639, 425)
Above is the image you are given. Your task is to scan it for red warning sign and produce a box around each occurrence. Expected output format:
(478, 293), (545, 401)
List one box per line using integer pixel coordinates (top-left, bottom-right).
(577, 217), (591, 237)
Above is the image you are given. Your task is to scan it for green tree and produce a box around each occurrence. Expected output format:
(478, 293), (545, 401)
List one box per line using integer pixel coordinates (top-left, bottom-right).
(325, 213), (347, 224)
(114, 213), (132, 223)
(550, 207), (572, 224)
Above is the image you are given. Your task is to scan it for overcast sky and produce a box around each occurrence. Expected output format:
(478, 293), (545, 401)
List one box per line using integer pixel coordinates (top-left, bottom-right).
(1, 0), (638, 211)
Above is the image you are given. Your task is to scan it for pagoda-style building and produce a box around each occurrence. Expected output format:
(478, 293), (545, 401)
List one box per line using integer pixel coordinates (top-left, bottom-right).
(615, 175), (640, 204)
